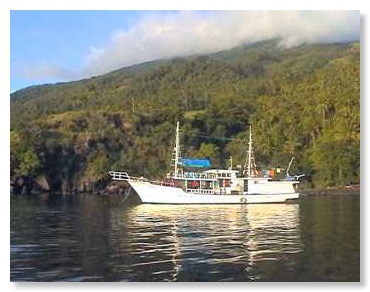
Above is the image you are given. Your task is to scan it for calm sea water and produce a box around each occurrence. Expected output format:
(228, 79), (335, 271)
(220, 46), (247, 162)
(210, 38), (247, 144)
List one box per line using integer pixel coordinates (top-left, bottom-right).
(10, 193), (360, 282)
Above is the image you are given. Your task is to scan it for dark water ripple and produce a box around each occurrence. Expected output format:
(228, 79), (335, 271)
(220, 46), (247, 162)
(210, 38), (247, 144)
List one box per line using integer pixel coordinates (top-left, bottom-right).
(10, 194), (360, 281)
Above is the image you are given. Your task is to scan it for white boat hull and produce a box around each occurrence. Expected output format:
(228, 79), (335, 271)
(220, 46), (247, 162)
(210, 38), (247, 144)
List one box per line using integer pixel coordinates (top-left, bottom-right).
(128, 180), (299, 204)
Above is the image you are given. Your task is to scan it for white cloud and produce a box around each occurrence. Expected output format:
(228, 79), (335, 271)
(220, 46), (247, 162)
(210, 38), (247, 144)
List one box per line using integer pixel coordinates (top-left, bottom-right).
(16, 10), (360, 82)
(13, 62), (77, 81)
(80, 10), (360, 78)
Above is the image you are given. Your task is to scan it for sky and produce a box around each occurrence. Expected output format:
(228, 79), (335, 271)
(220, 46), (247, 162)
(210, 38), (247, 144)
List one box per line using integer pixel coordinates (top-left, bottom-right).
(10, 10), (360, 92)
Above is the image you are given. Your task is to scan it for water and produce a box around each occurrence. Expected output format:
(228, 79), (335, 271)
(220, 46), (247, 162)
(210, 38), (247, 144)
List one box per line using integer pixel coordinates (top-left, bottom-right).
(10, 193), (360, 282)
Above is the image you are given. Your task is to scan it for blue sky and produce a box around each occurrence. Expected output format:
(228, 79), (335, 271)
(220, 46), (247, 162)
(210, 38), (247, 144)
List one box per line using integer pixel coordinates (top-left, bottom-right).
(10, 10), (147, 91)
(10, 10), (360, 92)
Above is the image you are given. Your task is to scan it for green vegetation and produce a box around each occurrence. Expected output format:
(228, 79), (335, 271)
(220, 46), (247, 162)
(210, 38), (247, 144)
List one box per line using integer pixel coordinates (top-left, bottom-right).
(10, 40), (360, 193)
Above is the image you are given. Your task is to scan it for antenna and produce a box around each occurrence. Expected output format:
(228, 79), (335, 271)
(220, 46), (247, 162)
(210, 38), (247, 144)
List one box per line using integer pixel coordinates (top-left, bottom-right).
(286, 156), (294, 177)
(229, 156), (233, 170)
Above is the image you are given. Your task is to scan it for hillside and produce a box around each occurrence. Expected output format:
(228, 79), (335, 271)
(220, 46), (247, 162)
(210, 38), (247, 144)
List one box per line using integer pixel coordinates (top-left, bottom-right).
(10, 40), (360, 193)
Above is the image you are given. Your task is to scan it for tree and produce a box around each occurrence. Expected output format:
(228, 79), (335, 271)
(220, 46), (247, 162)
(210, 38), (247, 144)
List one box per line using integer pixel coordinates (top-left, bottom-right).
(18, 149), (41, 176)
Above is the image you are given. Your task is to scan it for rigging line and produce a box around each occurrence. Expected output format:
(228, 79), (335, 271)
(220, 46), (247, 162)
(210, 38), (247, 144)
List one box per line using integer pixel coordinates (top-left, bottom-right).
(189, 134), (245, 142)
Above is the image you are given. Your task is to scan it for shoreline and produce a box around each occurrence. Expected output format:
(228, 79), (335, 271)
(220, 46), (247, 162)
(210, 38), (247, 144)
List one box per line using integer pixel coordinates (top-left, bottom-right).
(300, 185), (360, 196)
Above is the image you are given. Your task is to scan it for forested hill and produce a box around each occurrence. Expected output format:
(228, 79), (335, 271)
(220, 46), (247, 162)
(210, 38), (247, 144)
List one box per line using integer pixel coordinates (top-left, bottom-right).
(10, 40), (360, 193)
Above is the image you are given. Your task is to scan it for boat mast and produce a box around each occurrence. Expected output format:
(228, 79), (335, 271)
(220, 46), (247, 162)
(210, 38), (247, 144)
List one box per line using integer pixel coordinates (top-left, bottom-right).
(172, 121), (181, 177)
(244, 124), (256, 177)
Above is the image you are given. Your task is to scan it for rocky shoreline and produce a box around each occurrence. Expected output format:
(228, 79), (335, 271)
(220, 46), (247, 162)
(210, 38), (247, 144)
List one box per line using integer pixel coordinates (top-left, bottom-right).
(300, 185), (360, 196)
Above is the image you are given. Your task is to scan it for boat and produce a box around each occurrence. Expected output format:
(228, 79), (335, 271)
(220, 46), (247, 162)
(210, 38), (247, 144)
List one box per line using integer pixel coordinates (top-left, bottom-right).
(109, 122), (304, 204)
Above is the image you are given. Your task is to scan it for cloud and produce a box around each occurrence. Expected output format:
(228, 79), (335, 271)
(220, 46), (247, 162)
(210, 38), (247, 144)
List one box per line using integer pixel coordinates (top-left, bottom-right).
(15, 10), (360, 83)
(13, 62), (77, 82)
(80, 10), (359, 77)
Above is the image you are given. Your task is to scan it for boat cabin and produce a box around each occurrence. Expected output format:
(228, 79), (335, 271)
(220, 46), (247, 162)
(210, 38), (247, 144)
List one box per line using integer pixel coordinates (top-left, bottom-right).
(204, 169), (243, 195)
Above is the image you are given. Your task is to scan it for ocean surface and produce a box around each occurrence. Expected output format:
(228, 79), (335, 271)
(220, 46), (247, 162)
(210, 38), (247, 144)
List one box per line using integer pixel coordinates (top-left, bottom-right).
(10, 193), (360, 282)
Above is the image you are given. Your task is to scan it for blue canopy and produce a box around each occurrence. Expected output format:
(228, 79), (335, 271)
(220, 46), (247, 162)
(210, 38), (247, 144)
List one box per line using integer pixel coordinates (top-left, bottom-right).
(180, 158), (211, 168)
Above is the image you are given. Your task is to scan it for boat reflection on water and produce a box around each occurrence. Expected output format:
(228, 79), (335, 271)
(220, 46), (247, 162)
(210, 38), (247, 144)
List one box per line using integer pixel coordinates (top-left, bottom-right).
(109, 203), (302, 281)
(246, 204), (302, 272)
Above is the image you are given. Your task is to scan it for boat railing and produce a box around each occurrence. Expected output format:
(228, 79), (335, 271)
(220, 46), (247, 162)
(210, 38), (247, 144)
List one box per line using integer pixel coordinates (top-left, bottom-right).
(175, 172), (217, 180)
(109, 171), (131, 180)
(110, 171), (183, 187)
